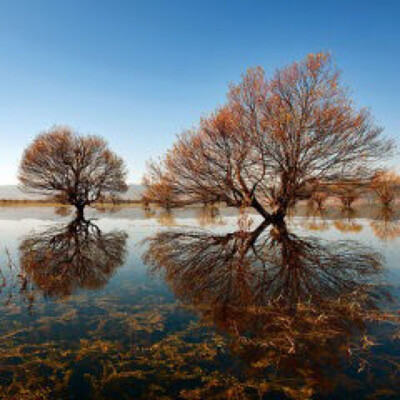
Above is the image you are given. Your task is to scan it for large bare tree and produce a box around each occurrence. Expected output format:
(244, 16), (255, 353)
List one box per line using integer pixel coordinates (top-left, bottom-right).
(19, 126), (128, 219)
(144, 53), (393, 221)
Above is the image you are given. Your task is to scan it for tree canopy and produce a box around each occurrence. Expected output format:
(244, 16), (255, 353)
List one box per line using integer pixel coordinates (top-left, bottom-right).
(19, 126), (128, 218)
(144, 53), (393, 220)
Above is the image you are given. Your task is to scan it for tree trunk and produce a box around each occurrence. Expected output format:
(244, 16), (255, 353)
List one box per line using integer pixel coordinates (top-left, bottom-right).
(75, 204), (85, 220)
(271, 195), (290, 223)
(271, 208), (286, 223)
(250, 196), (290, 223)
(251, 197), (271, 220)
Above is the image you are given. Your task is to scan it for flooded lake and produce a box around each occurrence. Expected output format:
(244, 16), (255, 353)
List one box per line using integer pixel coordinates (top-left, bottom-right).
(0, 206), (399, 399)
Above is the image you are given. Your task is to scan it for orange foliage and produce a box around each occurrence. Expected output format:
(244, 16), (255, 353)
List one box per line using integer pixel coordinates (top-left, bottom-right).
(144, 53), (393, 220)
(370, 170), (400, 207)
(19, 126), (128, 218)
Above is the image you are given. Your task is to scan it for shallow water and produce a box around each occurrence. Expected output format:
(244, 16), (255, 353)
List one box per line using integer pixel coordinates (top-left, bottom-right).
(0, 206), (399, 399)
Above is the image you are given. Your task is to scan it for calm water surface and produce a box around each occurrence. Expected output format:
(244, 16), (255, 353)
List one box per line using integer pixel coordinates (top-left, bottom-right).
(0, 206), (399, 399)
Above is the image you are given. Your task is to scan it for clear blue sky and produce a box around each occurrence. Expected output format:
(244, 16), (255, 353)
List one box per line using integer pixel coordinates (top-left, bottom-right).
(0, 0), (399, 184)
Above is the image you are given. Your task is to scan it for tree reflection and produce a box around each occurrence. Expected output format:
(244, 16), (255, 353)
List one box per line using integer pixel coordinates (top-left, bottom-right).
(333, 209), (363, 233)
(143, 221), (396, 397)
(370, 207), (400, 241)
(54, 205), (72, 217)
(20, 219), (128, 298)
(145, 221), (382, 307)
(303, 206), (330, 231)
(157, 209), (176, 226)
(196, 205), (224, 227)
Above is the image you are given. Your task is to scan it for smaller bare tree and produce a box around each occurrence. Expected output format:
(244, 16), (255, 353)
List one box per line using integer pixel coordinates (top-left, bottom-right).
(370, 171), (400, 207)
(332, 180), (365, 210)
(142, 160), (179, 211)
(309, 182), (330, 210)
(19, 126), (128, 219)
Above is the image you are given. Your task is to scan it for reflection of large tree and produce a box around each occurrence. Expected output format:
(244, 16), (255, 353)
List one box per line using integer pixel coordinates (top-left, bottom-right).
(145, 222), (382, 308)
(20, 219), (128, 298)
(143, 222), (394, 397)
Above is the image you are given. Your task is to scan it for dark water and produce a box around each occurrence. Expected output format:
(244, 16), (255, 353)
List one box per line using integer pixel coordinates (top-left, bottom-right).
(0, 206), (399, 399)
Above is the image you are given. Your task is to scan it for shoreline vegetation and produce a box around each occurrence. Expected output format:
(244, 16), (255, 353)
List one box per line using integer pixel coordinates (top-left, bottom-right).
(1, 197), (400, 215)
(0, 198), (395, 207)
(1, 188), (399, 209)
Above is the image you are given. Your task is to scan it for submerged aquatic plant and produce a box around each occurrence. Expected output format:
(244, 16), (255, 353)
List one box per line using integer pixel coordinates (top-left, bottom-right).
(143, 221), (400, 398)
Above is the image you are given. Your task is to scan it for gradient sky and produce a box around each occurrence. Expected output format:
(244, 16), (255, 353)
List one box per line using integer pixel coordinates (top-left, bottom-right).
(0, 0), (399, 184)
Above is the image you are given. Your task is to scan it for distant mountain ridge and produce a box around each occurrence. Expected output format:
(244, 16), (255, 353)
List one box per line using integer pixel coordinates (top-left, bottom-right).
(0, 184), (144, 201)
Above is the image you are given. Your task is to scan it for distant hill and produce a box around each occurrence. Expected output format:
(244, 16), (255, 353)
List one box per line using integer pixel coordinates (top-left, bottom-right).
(0, 184), (144, 201)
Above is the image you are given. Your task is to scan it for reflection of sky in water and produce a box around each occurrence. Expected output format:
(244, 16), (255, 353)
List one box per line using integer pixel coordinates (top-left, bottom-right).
(0, 206), (399, 399)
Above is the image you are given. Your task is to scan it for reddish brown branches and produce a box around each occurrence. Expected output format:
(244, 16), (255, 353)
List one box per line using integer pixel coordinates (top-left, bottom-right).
(144, 53), (393, 220)
(19, 126), (128, 219)
(370, 170), (400, 207)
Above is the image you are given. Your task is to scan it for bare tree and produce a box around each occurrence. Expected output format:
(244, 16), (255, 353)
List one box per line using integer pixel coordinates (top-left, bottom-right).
(370, 170), (400, 207)
(309, 182), (330, 210)
(331, 180), (366, 209)
(19, 126), (128, 219)
(144, 53), (393, 221)
(142, 160), (179, 210)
